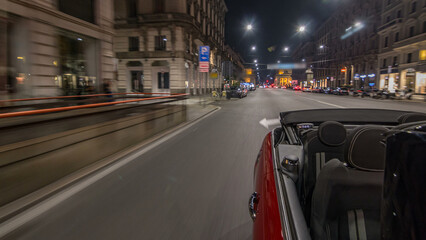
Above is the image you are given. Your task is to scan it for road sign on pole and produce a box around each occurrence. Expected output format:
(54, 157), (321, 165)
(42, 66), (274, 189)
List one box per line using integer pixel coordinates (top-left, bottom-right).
(199, 46), (210, 73)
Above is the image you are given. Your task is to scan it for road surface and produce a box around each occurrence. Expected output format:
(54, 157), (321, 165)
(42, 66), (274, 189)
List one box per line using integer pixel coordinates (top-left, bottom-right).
(3, 89), (425, 240)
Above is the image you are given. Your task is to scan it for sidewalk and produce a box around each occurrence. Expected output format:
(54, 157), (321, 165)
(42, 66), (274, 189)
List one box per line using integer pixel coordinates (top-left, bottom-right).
(185, 94), (222, 122)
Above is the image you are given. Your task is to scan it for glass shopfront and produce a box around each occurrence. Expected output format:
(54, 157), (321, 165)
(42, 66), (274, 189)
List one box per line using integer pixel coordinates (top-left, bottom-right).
(56, 30), (98, 95)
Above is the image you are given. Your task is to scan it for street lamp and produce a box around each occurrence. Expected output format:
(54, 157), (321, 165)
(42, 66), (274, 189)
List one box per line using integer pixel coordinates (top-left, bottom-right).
(247, 24), (253, 31)
(302, 59), (306, 62)
(298, 25), (306, 32)
(277, 60), (281, 63)
(319, 45), (324, 49)
(254, 59), (257, 63)
(251, 46), (256, 51)
(284, 47), (289, 52)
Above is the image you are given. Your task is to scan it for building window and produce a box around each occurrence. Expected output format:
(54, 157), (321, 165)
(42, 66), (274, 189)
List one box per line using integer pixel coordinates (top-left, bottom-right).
(384, 37), (388, 47)
(393, 56), (398, 66)
(411, 2), (417, 13)
(397, 10), (402, 18)
(387, 0), (391, 5)
(423, 21), (426, 33)
(128, 37), (139, 51)
(383, 58), (387, 68)
(409, 26), (415, 37)
(58, 0), (95, 23)
(386, 16), (390, 23)
(155, 36), (167, 51)
(154, 0), (165, 13)
(395, 32), (399, 42)
(128, 0), (137, 18)
(407, 53), (412, 63)
(157, 72), (170, 89)
(187, 3), (191, 15)
(131, 71), (143, 92)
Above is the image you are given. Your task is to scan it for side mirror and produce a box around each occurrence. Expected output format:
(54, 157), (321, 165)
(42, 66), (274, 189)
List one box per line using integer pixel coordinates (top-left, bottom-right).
(281, 155), (299, 182)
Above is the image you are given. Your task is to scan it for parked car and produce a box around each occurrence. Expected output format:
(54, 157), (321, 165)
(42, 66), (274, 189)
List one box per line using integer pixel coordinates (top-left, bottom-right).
(293, 86), (302, 91)
(226, 86), (246, 99)
(334, 87), (349, 95)
(323, 87), (335, 94)
(250, 109), (426, 240)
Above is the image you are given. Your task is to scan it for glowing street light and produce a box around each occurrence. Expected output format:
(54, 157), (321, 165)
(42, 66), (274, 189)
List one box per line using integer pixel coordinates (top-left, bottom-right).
(319, 45), (324, 49)
(247, 24), (253, 31)
(354, 22), (362, 27)
(277, 60), (281, 63)
(302, 59), (306, 62)
(298, 25), (306, 32)
(254, 59), (258, 63)
(251, 46), (256, 51)
(284, 47), (289, 52)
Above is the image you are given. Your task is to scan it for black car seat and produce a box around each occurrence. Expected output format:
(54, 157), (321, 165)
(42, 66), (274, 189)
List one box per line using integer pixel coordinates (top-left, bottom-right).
(301, 121), (347, 223)
(310, 126), (387, 240)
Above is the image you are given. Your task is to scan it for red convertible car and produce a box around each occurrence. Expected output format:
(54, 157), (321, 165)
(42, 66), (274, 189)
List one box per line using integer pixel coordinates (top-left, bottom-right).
(250, 109), (426, 240)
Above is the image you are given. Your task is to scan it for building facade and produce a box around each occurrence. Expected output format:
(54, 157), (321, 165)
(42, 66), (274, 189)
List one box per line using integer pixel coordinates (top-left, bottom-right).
(113, 0), (227, 95)
(378, 0), (426, 94)
(0, 0), (115, 99)
(292, 0), (382, 90)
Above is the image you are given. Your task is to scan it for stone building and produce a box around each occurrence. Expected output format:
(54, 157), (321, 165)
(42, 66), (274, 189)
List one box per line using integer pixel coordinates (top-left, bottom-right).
(113, 0), (227, 94)
(0, 0), (115, 99)
(292, 0), (382, 90)
(377, 0), (426, 94)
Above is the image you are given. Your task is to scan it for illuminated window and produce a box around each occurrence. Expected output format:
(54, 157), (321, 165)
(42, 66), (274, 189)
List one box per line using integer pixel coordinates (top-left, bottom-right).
(419, 50), (426, 61)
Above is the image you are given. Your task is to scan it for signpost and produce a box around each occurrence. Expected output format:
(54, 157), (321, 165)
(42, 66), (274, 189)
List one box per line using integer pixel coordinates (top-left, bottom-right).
(199, 46), (210, 73)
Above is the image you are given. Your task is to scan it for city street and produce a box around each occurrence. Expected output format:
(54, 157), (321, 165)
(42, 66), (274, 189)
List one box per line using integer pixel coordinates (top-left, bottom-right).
(3, 89), (426, 240)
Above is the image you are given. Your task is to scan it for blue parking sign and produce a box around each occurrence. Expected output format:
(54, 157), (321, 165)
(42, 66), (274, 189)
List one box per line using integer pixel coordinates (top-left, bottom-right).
(199, 46), (210, 62)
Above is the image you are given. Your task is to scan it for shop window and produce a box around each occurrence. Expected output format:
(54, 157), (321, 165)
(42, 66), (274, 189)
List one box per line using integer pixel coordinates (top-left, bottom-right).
(155, 36), (167, 51)
(411, 2), (417, 13)
(409, 26), (415, 37)
(407, 53), (412, 63)
(58, 0), (95, 24)
(157, 72), (170, 89)
(128, 37), (139, 51)
(395, 32), (399, 42)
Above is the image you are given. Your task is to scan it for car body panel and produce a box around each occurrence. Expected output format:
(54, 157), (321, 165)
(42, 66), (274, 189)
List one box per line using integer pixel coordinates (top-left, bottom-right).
(253, 133), (284, 240)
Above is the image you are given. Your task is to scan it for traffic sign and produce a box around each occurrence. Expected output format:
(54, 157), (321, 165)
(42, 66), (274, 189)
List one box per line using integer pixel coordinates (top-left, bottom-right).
(199, 46), (210, 62)
(199, 68), (209, 72)
(199, 62), (209, 68)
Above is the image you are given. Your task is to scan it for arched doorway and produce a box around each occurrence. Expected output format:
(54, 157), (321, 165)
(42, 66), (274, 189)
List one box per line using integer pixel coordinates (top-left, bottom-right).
(151, 61), (170, 93)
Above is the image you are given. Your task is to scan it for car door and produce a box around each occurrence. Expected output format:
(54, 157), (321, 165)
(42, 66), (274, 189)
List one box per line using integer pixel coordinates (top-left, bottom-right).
(251, 133), (284, 240)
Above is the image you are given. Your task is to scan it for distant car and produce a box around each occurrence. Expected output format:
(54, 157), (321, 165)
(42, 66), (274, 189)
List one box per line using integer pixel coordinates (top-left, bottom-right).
(250, 84), (256, 91)
(303, 87), (312, 92)
(281, 86), (287, 89)
(293, 86), (301, 91)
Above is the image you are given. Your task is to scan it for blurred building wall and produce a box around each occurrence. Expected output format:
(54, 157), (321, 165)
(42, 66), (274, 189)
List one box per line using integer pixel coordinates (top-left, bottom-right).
(0, 0), (115, 99)
(113, 0), (227, 95)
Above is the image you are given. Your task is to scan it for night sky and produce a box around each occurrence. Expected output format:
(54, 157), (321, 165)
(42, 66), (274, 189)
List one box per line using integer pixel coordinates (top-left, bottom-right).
(224, 0), (339, 67)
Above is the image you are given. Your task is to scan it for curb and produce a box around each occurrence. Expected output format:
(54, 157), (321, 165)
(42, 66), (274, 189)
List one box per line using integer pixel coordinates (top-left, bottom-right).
(0, 106), (221, 226)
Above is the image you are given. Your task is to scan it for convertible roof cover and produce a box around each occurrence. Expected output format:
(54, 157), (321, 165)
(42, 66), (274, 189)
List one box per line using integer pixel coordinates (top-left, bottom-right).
(280, 109), (415, 125)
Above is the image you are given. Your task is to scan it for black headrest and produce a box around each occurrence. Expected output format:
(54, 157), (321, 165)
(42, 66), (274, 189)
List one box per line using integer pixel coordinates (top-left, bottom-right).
(397, 113), (426, 124)
(345, 126), (388, 171)
(318, 121), (347, 146)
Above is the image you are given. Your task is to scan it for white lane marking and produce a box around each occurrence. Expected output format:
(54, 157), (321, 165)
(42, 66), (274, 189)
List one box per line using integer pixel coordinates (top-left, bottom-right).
(0, 107), (221, 238)
(259, 118), (281, 129)
(303, 97), (345, 108)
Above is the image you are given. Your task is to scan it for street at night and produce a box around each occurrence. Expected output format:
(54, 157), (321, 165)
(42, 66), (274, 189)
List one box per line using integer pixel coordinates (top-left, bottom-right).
(2, 89), (425, 240)
(1, 0), (426, 239)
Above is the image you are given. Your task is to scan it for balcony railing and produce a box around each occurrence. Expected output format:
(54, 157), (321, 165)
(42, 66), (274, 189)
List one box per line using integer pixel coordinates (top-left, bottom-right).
(378, 18), (403, 32)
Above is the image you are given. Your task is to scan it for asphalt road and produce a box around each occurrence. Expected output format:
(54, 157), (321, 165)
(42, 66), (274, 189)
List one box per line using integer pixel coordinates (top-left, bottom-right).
(3, 89), (426, 240)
